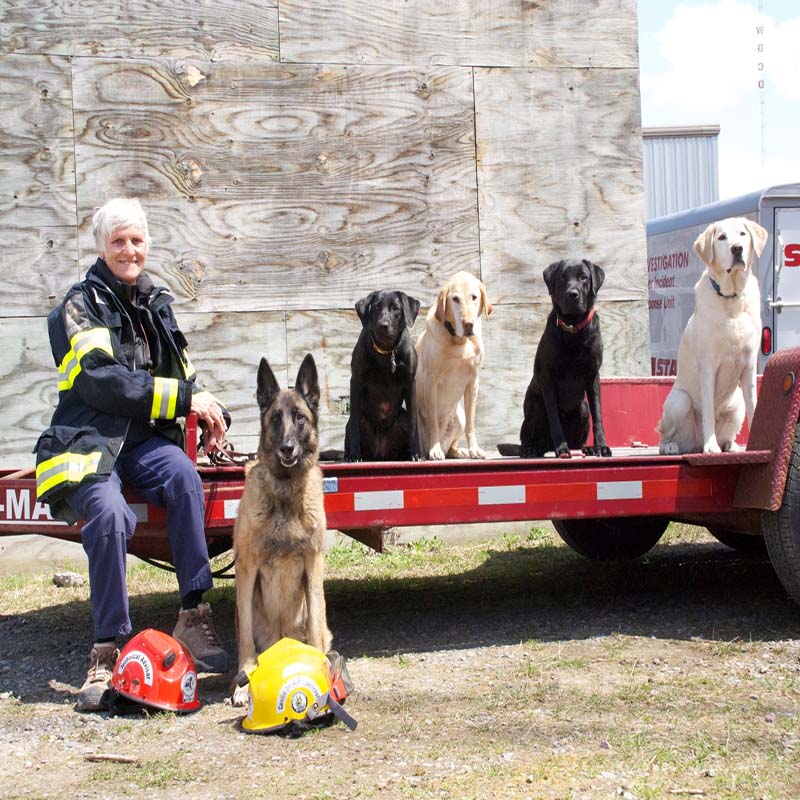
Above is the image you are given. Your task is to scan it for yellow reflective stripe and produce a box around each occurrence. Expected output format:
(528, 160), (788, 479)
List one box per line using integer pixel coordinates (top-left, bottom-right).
(36, 451), (103, 498)
(151, 377), (179, 419)
(57, 328), (114, 392)
(182, 352), (196, 380)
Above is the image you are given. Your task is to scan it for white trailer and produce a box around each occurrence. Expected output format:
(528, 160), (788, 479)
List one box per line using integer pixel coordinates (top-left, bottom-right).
(646, 183), (800, 374)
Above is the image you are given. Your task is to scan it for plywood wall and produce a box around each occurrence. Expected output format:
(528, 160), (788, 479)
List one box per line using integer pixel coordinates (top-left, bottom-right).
(0, 0), (648, 469)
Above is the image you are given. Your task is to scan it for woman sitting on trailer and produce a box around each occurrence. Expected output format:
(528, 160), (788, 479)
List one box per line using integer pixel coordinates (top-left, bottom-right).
(34, 197), (230, 712)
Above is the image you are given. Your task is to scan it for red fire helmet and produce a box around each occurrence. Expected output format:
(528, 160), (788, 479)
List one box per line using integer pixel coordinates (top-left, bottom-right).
(110, 628), (201, 713)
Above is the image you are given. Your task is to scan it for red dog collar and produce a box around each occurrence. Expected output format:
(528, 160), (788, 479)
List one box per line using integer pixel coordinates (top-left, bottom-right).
(556, 306), (595, 334)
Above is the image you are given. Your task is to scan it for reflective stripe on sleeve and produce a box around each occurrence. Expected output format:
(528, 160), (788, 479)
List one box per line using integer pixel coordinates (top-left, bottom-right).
(57, 328), (114, 392)
(151, 376), (180, 420)
(182, 352), (196, 380)
(36, 451), (103, 498)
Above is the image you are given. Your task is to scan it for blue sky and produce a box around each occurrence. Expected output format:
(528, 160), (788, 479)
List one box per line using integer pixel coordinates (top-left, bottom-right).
(638, 0), (800, 200)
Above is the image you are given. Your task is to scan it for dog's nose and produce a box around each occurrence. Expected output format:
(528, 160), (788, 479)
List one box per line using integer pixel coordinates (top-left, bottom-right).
(731, 244), (743, 257)
(461, 321), (474, 336)
(280, 441), (296, 456)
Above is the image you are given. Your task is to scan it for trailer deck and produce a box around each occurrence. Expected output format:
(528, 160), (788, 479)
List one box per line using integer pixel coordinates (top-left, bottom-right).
(2, 348), (800, 602)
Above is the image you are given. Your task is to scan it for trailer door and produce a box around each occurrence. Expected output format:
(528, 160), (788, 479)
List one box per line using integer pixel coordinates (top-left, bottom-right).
(772, 208), (800, 350)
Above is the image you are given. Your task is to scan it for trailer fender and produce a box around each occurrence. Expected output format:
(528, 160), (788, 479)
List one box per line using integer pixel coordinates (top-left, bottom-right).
(733, 347), (800, 511)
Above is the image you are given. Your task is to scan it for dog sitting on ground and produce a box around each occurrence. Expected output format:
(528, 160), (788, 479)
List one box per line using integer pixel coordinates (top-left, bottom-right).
(415, 270), (492, 460)
(344, 290), (422, 461)
(519, 258), (611, 458)
(231, 354), (331, 706)
(658, 217), (767, 455)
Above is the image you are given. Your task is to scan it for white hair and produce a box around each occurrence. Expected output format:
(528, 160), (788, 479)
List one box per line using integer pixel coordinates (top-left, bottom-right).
(92, 198), (152, 257)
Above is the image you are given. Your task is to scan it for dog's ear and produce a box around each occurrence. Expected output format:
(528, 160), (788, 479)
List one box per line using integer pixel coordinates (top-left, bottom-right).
(742, 218), (769, 258)
(294, 353), (320, 421)
(399, 292), (421, 328)
(479, 281), (493, 318)
(583, 259), (605, 297)
(256, 357), (281, 413)
(434, 285), (449, 323)
(355, 292), (376, 327)
(693, 223), (717, 267)
(542, 261), (563, 296)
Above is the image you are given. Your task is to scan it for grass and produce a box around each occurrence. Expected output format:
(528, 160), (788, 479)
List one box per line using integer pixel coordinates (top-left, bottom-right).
(2, 522), (800, 800)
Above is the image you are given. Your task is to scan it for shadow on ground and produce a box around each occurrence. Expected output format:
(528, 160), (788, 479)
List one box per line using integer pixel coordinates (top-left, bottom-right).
(2, 539), (799, 706)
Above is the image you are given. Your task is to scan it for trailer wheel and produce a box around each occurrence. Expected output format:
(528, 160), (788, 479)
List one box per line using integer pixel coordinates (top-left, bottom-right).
(707, 527), (768, 556)
(553, 516), (669, 561)
(762, 428), (800, 605)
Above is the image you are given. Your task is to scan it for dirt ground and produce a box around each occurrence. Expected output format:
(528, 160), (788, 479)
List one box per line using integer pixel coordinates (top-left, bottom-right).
(1, 525), (799, 800)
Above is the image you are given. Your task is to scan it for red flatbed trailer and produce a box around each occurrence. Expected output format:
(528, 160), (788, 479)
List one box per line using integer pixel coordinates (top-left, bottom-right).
(3, 348), (800, 605)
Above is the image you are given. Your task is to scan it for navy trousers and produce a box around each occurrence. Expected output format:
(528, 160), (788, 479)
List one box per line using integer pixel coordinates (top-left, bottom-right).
(67, 436), (212, 640)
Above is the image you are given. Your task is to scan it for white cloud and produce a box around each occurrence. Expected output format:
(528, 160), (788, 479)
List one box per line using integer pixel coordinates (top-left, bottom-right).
(718, 146), (800, 199)
(770, 16), (800, 101)
(642, 0), (767, 115)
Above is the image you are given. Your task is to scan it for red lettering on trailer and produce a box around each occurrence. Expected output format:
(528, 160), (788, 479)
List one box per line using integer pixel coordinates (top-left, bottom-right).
(785, 243), (800, 267)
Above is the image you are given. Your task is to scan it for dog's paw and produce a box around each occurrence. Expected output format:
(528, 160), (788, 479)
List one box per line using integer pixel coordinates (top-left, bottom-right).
(555, 443), (571, 458)
(721, 441), (740, 452)
(428, 443), (446, 460)
(583, 445), (613, 457)
(468, 446), (488, 459)
(231, 683), (251, 708)
(702, 438), (721, 454)
(659, 441), (680, 455)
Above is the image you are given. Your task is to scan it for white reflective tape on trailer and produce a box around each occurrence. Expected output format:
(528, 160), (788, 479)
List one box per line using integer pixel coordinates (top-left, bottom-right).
(354, 490), (404, 511)
(596, 481), (643, 501)
(478, 485), (526, 505)
(224, 499), (241, 520)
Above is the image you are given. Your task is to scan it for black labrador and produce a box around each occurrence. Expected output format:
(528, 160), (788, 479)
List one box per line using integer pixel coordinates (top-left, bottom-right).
(519, 259), (612, 458)
(344, 290), (421, 461)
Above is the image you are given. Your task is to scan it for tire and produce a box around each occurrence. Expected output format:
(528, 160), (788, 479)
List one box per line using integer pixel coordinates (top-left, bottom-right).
(707, 527), (768, 556)
(762, 427), (800, 606)
(553, 516), (669, 561)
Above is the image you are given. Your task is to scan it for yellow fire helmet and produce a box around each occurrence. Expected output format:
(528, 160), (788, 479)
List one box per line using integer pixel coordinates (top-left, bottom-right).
(238, 638), (357, 736)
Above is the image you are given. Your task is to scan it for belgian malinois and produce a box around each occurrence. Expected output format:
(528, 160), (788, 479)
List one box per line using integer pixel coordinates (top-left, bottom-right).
(231, 354), (332, 706)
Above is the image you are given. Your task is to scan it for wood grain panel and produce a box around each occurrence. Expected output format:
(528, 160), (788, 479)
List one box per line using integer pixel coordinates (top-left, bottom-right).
(0, 55), (78, 317)
(0, 0), (278, 62)
(72, 59), (480, 313)
(475, 67), (648, 307)
(0, 318), (58, 470)
(178, 311), (287, 457)
(280, 0), (639, 68)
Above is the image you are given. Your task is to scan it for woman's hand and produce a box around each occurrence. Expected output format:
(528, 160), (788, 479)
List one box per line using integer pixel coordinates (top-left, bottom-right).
(191, 390), (227, 453)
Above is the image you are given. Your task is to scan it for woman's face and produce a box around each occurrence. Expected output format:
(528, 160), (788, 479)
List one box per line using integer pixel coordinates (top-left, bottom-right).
(103, 225), (147, 285)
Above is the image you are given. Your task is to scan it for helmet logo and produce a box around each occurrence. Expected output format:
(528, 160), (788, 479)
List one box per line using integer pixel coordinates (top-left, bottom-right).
(180, 671), (197, 703)
(276, 676), (321, 713)
(117, 650), (154, 685)
(290, 691), (308, 713)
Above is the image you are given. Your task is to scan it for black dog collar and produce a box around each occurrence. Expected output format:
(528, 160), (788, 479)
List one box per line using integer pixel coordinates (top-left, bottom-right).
(556, 307), (595, 334)
(709, 276), (737, 299)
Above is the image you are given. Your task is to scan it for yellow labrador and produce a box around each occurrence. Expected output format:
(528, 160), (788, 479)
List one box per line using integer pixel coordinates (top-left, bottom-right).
(658, 217), (767, 455)
(415, 271), (492, 460)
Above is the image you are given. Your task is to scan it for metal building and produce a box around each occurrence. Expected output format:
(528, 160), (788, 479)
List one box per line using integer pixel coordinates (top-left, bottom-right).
(643, 125), (720, 220)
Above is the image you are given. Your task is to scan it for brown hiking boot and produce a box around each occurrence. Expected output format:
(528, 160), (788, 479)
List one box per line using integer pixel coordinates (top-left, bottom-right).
(76, 642), (118, 712)
(173, 602), (229, 673)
